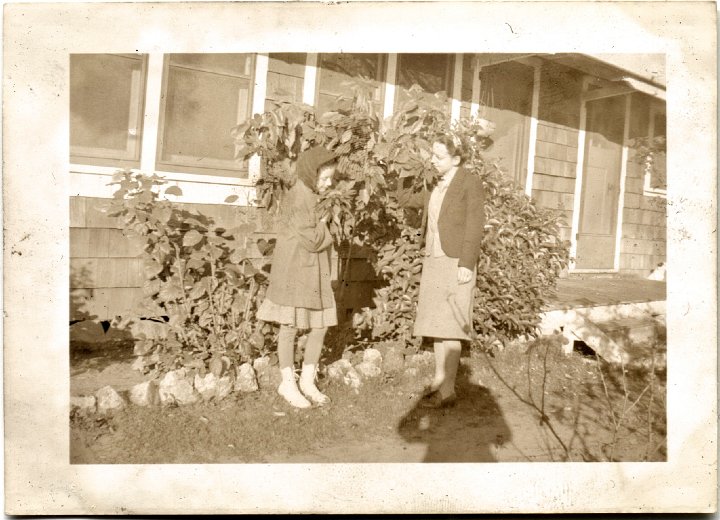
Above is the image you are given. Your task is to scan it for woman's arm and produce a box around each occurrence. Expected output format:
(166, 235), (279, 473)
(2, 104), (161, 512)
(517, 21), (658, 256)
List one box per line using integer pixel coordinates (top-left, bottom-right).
(458, 174), (486, 271)
(395, 177), (426, 209)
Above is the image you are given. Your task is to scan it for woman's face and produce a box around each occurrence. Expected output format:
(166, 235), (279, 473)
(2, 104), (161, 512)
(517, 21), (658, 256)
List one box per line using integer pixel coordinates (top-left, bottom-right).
(431, 142), (461, 176)
(316, 164), (335, 193)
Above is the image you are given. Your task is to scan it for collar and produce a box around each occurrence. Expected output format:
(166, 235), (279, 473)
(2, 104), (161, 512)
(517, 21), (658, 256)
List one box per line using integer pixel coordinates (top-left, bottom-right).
(438, 167), (459, 190)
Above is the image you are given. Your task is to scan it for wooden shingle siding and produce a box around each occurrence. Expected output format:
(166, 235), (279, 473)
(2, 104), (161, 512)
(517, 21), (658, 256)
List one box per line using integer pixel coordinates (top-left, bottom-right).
(619, 144), (666, 276)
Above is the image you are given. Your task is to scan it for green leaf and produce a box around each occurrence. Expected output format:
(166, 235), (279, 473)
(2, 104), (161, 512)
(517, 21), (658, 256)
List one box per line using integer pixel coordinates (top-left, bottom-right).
(224, 194), (240, 203)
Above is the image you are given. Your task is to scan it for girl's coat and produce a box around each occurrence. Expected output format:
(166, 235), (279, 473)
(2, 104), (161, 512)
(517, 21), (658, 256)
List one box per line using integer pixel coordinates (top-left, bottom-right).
(263, 180), (335, 310)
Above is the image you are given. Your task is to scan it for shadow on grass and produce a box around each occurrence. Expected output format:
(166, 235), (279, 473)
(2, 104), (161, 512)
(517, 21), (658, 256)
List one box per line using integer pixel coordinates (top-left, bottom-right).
(396, 366), (511, 462)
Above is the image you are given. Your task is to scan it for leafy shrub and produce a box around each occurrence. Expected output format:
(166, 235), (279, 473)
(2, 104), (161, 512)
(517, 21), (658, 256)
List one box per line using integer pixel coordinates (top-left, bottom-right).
(235, 83), (571, 351)
(106, 171), (278, 377)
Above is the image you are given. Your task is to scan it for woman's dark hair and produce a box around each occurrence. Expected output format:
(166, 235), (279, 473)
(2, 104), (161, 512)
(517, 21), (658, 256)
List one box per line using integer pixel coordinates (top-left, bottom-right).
(433, 134), (469, 165)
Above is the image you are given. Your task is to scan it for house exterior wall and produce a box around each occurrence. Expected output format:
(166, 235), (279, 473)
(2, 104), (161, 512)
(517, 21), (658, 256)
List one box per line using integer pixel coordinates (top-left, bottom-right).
(69, 53), (666, 326)
(530, 61), (584, 243)
(619, 147), (667, 276)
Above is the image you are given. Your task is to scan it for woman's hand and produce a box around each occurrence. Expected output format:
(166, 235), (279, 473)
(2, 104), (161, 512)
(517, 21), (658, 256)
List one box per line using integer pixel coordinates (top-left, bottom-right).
(457, 267), (474, 284)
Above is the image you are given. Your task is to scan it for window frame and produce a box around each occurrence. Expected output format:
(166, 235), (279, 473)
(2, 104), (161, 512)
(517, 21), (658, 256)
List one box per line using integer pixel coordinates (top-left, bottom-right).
(69, 53), (149, 168)
(154, 53), (256, 178)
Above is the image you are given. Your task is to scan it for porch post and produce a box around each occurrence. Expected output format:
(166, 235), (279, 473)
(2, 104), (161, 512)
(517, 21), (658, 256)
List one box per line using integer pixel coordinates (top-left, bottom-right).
(614, 94), (632, 271)
(248, 53), (269, 183)
(569, 76), (590, 270)
(303, 53), (318, 106)
(451, 54), (463, 122)
(470, 56), (481, 117)
(383, 54), (398, 119)
(524, 62), (541, 197)
(139, 53), (164, 172)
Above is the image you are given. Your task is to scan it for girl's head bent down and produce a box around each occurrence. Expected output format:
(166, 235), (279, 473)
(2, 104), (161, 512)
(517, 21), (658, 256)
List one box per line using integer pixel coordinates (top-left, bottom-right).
(295, 146), (337, 193)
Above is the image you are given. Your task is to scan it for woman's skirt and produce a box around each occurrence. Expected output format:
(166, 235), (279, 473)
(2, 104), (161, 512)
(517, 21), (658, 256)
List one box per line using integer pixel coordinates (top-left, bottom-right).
(257, 298), (337, 329)
(413, 254), (476, 340)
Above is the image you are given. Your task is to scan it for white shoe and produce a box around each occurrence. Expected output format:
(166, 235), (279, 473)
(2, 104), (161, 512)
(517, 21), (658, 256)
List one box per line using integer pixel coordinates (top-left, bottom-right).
(299, 380), (331, 406)
(278, 381), (311, 409)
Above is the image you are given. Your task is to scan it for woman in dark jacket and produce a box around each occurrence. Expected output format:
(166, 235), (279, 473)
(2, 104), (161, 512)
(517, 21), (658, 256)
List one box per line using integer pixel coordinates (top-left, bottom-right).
(397, 134), (485, 408)
(257, 146), (337, 408)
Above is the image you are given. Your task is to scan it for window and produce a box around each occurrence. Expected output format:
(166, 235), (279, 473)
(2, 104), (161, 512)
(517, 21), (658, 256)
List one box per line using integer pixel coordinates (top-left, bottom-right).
(630, 94), (666, 195)
(316, 53), (385, 115)
(70, 54), (147, 167)
(157, 54), (254, 177)
(646, 104), (666, 192)
(265, 53), (306, 112)
(395, 54), (453, 112)
(478, 60), (534, 187)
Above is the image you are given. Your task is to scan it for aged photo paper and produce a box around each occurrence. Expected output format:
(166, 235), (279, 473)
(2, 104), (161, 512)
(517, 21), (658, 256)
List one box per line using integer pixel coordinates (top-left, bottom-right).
(3, 1), (717, 514)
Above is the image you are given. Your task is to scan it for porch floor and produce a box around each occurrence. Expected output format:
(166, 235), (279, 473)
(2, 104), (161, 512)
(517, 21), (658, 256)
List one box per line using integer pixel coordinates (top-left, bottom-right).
(547, 277), (666, 310)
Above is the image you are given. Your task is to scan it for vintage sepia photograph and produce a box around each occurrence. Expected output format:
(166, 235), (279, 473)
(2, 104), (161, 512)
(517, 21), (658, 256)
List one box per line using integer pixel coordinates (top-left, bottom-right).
(68, 51), (668, 464)
(4, 1), (716, 515)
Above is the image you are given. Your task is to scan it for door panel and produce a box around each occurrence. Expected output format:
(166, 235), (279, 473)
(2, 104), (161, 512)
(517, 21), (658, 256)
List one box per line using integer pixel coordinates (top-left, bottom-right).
(575, 95), (625, 269)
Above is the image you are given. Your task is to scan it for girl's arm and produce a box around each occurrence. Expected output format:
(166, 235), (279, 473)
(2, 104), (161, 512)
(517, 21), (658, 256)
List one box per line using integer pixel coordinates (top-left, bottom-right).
(289, 206), (334, 253)
(458, 174), (486, 271)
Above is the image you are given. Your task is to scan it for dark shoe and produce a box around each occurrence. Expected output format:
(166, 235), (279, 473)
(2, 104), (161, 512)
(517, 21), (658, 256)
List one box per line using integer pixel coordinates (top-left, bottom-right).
(419, 390), (457, 409)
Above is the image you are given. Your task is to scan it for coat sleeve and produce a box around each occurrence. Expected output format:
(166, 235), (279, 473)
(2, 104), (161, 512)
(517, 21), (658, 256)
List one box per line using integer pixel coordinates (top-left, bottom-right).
(459, 174), (486, 270)
(286, 190), (334, 253)
(395, 177), (426, 209)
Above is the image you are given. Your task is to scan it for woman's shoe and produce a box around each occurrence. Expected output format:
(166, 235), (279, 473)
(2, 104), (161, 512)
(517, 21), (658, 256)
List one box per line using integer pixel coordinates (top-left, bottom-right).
(278, 381), (312, 409)
(419, 390), (458, 409)
(299, 380), (331, 406)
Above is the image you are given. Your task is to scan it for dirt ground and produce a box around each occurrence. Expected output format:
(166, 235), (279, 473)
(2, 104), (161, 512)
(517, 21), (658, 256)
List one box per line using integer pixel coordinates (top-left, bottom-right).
(70, 338), (666, 464)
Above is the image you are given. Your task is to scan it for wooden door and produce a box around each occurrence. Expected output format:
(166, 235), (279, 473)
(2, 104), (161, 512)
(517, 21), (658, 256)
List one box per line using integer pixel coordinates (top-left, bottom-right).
(575, 95), (625, 269)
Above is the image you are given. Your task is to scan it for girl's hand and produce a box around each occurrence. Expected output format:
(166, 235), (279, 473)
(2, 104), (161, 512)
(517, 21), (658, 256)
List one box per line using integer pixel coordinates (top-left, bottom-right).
(457, 267), (473, 284)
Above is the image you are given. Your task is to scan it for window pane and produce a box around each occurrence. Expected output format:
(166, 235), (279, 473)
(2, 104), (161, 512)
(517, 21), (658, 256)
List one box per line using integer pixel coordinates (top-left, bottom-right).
(478, 61), (535, 187)
(651, 108), (666, 190)
(317, 53), (384, 114)
(70, 54), (145, 165)
(395, 54), (452, 112)
(265, 53), (306, 111)
(159, 54), (253, 176)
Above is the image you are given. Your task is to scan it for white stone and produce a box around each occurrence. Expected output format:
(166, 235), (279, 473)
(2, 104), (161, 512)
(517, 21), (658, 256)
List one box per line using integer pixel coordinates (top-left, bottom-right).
(216, 376), (234, 400)
(362, 348), (383, 368)
(252, 356), (270, 375)
(159, 368), (198, 405)
(194, 373), (219, 401)
(129, 381), (159, 406)
(343, 367), (362, 390)
(356, 361), (382, 379)
(327, 359), (353, 381)
(95, 385), (126, 413)
(235, 363), (259, 392)
(71, 395), (97, 414)
(131, 356), (145, 373)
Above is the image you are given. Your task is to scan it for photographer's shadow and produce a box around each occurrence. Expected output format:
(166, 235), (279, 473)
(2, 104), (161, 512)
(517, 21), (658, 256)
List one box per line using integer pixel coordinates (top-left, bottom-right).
(397, 365), (511, 462)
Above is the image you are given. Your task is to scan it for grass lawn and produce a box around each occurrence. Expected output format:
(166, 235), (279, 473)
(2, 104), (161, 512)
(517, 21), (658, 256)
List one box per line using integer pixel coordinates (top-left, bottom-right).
(70, 337), (666, 464)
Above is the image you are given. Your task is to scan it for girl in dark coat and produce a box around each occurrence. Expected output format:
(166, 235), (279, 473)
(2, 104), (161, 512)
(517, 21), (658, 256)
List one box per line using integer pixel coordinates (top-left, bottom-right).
(397, 134), (485, 408)
(257, 146), (337, 408)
